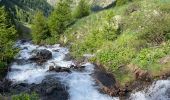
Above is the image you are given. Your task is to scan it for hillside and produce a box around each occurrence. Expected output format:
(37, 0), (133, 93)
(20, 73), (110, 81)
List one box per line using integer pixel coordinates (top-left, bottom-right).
(0, 0), (52, 23)
(63, 0), (170, 85)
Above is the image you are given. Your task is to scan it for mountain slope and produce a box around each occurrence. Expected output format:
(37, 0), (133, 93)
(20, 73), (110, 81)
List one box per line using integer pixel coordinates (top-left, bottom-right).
(63, 0), (170, 85)
(0, 0), (52, 23)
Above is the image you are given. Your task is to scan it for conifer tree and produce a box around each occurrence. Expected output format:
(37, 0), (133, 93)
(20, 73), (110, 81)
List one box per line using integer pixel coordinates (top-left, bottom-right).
(32, 11), (50, 44)
(48, 0), (72, 41)
(0, 6), (17, 68)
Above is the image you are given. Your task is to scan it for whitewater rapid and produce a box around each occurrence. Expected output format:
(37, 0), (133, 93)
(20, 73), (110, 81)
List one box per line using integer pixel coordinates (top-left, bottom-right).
(6, 41), (117, 100)
(130, 80), (170, 100)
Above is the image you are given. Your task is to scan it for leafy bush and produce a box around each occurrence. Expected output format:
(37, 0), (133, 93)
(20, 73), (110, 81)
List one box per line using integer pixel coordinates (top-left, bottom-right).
(133, 42), (170, 70)
(96, 46), (135, 71)
(74, 0), (90, 19)
(12, 92), (39, 100)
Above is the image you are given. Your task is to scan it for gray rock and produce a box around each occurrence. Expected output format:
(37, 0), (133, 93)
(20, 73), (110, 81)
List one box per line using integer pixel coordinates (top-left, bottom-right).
(29, 49), (52, 64)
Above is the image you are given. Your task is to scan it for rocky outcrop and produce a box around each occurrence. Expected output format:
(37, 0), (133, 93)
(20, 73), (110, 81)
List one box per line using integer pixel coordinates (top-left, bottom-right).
(9, 78), (69, 100)
(29, 49), (52, 64)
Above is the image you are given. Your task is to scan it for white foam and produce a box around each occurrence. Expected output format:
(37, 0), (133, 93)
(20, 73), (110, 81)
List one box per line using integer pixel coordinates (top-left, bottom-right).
(7, 41), (118, 100)
(130, 80), (170, 100)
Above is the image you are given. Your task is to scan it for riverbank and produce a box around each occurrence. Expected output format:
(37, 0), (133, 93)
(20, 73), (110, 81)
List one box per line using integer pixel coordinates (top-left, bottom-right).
(62, 0), (170, 91)
(1, 40), (170, 100)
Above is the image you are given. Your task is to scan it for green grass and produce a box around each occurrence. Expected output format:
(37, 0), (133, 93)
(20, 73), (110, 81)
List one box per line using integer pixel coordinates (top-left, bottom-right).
(64, 0), (170, 85)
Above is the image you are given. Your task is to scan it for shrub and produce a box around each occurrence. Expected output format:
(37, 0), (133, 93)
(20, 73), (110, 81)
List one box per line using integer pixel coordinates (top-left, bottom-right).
(74, 0), (90, 19)
(12, 92), (39, 100)
(133, 42), (170, 70)
(96, 46), (135, 71)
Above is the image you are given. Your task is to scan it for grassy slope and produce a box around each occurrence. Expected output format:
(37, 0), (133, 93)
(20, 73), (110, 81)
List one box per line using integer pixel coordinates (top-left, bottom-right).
(63, 0), (170, 86)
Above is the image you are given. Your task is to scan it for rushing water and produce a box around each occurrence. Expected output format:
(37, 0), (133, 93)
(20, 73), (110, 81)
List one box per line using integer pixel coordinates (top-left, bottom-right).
(130, 80), (170, 100)
(6, 41), (117, 100)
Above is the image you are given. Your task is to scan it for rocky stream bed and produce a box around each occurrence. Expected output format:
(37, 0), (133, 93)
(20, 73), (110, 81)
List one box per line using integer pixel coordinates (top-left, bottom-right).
(0, 40), (170, 100)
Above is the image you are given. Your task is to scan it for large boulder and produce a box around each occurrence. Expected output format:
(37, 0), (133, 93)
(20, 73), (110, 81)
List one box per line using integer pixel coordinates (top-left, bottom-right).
(93, 70), (119, 96)
(29, 49), (52, 64)
(92, 64), (130, 97)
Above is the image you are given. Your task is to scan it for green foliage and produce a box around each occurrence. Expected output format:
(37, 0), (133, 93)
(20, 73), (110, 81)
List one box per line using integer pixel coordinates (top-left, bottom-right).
(124, 5), (170, 44)
(48, 0), (73, 42)
(59, 0), (170, 84)
(0, 6), (18, 69)
(12, 92), (39, 100)
(116, 0), (131, 6)
(133, 42), (170, 70)
(0, 0), (52, 23)
(96, 46), (135, 71)
(74, 0), (90, 19)
(32, 11), (50, 44)
(70, 11), (117, 58)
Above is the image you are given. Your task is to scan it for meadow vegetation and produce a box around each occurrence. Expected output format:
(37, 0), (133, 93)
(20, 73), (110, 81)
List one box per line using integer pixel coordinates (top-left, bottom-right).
(63, 0), (170, 85)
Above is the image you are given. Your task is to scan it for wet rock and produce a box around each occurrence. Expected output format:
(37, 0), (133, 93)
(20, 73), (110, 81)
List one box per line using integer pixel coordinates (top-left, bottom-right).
(9, 78), (69, 100)
(48, 66), (71, 73)
(53, 49), (60, 52)
(92, 65), (119, 96)
(23, 47), (28, 50)
(63, 54), (72, 61)
(49, 66), (55, 71)
(10, 83), (30, 93)
(0, 79), (12, 92)
(29, 49), (52, 64)
(55, 67), (71, 73)
(70, 62), (86, 71)
(20, 39), (27, 44)
(33, 78), (69, 100)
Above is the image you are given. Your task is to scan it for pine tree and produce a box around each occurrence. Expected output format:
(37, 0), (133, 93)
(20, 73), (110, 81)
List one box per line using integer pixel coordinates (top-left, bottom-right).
(74, 0), (90, 19)
(48, 0), (72, 41)
(0, 6), (17, 69)
(32, 11), (50, 44)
